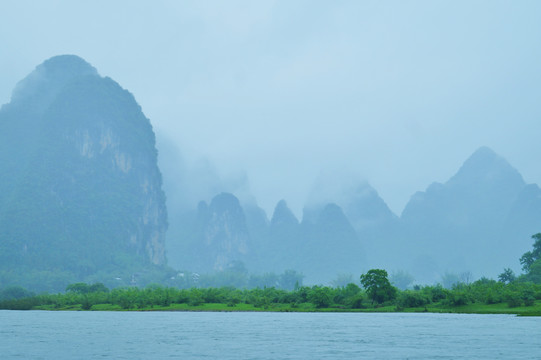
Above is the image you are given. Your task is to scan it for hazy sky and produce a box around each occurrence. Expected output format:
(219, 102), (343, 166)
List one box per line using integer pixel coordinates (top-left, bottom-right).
(1, 1), (541, 217)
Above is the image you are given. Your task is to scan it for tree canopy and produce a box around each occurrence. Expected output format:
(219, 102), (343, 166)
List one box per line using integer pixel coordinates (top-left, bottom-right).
(520, 233), (541, 272)
(360, 269), (397, 304)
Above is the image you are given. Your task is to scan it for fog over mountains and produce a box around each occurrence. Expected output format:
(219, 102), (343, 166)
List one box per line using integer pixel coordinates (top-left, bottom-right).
(164, 144), (541, 284)
(0, 55), (539, 291)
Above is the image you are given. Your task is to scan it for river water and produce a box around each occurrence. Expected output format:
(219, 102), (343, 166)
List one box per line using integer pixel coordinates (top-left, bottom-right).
(0, 311), (539, 359)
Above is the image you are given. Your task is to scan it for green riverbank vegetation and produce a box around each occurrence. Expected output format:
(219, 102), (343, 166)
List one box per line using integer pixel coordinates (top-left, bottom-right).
(1, 276), (540, 315)
(1, 234), (541, 315)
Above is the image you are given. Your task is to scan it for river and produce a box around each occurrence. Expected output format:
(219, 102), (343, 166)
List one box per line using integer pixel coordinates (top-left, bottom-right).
(1, 311), (539, 359)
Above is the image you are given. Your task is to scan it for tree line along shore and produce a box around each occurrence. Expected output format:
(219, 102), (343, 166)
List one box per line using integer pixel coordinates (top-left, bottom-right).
(1, 233), (540, 315)
(0, 271), (540, 316)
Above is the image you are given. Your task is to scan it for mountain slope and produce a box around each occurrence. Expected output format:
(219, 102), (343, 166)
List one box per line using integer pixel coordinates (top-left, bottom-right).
(0, 55), (168, 291)
(399, 146), (532, 281)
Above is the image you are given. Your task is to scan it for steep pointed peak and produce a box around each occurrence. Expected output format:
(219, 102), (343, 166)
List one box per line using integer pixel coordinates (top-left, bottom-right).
(318, 203), (348, 223)
(463, 146), (500, 166)
(448, 146), (524, 187)
(315, 203), (358, 235)
(271, 199), (299, 227)
(402, 146), (527, 220)
(274, 199), (290, 212)
(344, 181), (398, 220)
(460, 146), (505, 170)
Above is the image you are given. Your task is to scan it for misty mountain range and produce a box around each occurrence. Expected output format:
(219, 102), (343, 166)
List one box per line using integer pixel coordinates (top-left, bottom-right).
(165, 145), (541, 284)
(0, 55), (539, 291)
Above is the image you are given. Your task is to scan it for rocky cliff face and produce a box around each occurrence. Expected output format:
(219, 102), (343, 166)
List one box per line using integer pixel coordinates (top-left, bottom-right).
(0, 55), (167, 290)
(203, 193), (250, 271)
(178, 193), (253, 272)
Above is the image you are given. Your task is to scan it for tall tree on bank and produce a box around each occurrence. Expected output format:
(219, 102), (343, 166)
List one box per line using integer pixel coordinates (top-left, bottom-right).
(360, 269), (397, 305)
(520, 233), (541, 283)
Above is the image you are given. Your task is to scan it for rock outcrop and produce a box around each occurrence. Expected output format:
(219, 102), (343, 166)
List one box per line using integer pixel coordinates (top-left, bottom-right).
(0, 55), (168, 290)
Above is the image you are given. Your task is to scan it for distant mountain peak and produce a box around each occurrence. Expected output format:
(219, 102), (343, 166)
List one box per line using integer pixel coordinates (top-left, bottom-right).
(9, 54), (99, 110)
(209, 192), (243, 214)
(471, 145), (496, 157)
(448, 146), (524, 187)
(39, 54), (97, 76)
(461, 146), (500, 170)
(271, 200), (299, 228)
(318, 203), (350, 226)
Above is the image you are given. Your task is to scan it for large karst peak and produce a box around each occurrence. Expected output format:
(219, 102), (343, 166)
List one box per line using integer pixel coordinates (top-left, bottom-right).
(9, 55), (98, 108)
(0, 55), (168, 291)
(448, 146), (524, 189)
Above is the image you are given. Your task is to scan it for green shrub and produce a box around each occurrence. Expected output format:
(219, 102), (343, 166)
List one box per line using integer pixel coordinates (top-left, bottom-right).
(445, 291), (470, 306)
(524, 296), (535, 307)
(397, 291), (431, 308)
(308, 287), (332, 308)
(346, 294), (364, 309)
(505, 290), (522, 308)
(425, 285), (448, 302)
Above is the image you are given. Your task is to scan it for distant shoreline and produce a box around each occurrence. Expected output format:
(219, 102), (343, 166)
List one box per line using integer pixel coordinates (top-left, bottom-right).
(26, 302), (541, 316)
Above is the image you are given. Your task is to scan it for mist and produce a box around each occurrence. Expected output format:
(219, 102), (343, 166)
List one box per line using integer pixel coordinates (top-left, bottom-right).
(1, 1), (541, 286)
(2, 1), (541, 218)
(3, 4), (541, 358)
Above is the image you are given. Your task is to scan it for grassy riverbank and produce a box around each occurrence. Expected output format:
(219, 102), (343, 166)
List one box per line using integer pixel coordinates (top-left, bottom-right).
(2, 275), (541, 316)
(28, 298), (541, 316)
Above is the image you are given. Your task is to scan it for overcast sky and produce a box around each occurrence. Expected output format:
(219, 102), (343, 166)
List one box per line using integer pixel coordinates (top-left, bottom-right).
(1, 0), (540, 217)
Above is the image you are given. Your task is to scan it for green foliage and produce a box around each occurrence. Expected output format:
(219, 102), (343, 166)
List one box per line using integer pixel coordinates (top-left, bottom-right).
(498, 268), (516, 284)
(307, 286), (332, 308)
(66, 283), (91, 294)
(520, 233), (541, 273)
(2, 269), (541, 314)
(505, 291), (523, 308)
(225, 291), (242, 307)
(397, 290), (431, 308)
(445, 290), (471, 306)
(469, 279), (505, 304)
(0, 297), (41, 310)
(0, 286), (35, 301)
(346, 294), (365, 309)
(360, 269), (397, 305)
(331, 283), (365, 308)
(423, 284), (448, 302)
(88, 283), (109, 293)
(522, 259), (541, 284)
(343, 283), (364, 308)
(187, 289), (205, 306)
